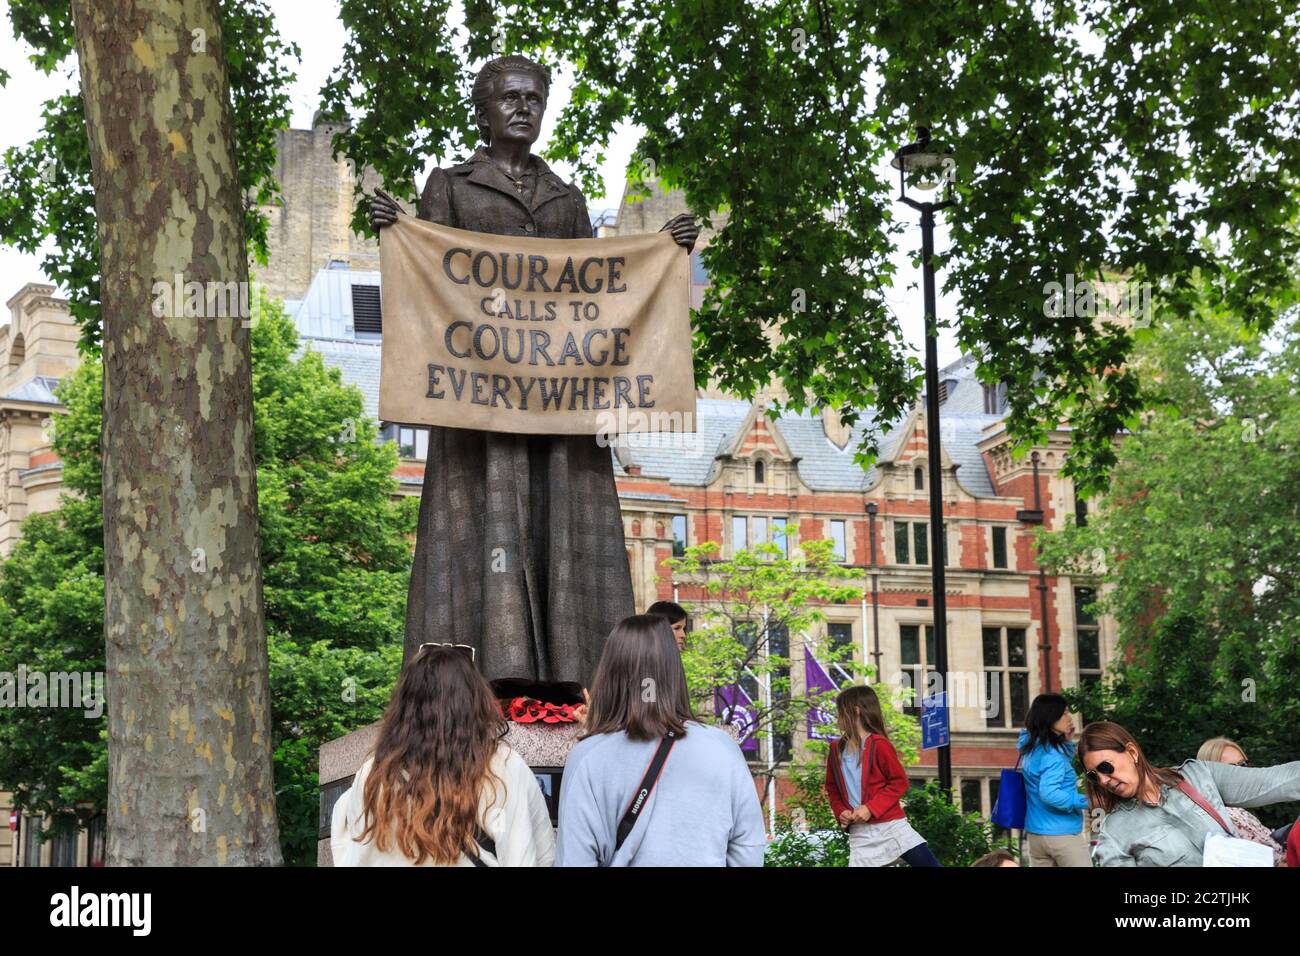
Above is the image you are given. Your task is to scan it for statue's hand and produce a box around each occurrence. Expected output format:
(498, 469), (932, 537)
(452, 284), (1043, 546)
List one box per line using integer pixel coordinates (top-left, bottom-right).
(660, 213), (699, 252)
(369, 187), (402, 232)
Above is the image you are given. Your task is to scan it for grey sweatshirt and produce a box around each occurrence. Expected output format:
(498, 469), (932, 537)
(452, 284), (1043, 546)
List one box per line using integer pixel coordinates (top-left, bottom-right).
(1095, 758), (1300, 866)
(556, 721), (767, 866)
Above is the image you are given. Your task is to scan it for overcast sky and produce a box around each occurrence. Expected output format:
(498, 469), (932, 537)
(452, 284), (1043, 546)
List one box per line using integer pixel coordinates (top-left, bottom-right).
(0, 0), (961, 367)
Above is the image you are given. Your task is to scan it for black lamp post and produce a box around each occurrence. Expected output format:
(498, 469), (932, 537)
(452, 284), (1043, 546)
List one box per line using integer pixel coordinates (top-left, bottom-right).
(865, 502), (882, 679)
(892, 124), (956, 796)
(1015, 451), (1051, 692)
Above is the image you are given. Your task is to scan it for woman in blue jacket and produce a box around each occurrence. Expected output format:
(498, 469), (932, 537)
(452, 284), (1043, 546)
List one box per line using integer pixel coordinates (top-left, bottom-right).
(1018, 694), (1091, 867)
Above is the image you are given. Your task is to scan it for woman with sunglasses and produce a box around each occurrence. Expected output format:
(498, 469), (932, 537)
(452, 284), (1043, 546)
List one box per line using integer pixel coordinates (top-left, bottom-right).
(1079, 721), (1300, 866)
(330, 643), (554, 866)
(1197, 737), (1288, 866)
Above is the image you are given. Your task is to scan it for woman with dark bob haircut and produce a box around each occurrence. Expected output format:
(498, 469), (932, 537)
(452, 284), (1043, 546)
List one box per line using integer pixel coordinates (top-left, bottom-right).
(1078, 721), (1300, 867)
(1017, 694), (1091, 866)
(556, 615), (766, 866)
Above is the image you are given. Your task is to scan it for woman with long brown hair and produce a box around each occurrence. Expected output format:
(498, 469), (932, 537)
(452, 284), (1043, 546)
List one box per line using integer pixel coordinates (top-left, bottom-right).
(1079, 721), (1300, 866)
(330, 644), (554, 866)
(825, 685), (940, 866)
(555, 615), (766, 866)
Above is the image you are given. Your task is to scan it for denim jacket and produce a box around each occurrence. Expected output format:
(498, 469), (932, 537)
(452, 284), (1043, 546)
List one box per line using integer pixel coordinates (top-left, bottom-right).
(1094, 758), (1300, 867)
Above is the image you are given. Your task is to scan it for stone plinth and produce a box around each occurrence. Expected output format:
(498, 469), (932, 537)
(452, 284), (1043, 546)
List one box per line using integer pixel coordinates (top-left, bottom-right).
(318, 720), (583, 866)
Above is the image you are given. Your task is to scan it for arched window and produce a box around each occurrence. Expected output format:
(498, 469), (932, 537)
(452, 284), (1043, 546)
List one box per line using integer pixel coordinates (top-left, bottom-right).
(754, 459), (765, 484)
(913, 466), (924, 490)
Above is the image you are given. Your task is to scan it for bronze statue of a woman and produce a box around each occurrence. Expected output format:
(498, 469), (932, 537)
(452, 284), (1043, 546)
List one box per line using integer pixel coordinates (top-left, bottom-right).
(370, 55), (698, 687)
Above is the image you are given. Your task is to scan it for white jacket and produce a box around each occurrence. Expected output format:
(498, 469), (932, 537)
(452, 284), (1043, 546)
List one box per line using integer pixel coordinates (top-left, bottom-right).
(330, 741), (555, 866)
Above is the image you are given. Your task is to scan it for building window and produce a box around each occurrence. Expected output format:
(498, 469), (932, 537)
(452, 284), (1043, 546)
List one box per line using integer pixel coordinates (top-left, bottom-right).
(769, 623), (793, 763)
(671, 515), (687, 558)
(733, 515), (791, 558)
(732, 515), (748, 553)
(913, 466), (924, 490)
(738, 621), (792, 764)
(50, 825), (78, 867)
(827, 621), (854, 656)
(894, 521), (926, 564)
(88, 814), (107, 867)
(899, 624), (937, 718)
(991, 526), (1009, 569)
(1075, 494), (1088, 528)
(772, 516), (790, 556)
(754, 459), (765, 484)
(1075, 587), (1102, 688)
(24, 816), (42, 867)
(382, 423), (428, 460)
(830, 520), (847, 562)
(983, 381), (1008, 415)
(960, 778), (983, 815)
(690, 251), (708, 285)
(893, 521), (948, 566)
(397, 426), (428, 460)
(983, 626), (1030, 728)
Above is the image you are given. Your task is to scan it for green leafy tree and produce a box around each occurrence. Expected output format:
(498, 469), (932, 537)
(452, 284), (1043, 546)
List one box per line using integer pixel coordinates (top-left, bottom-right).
(0, 301), (414, 863)
(11, 3), (1297, 484)
(325, 0), (1300, 490)
(0, 0), (298, 351)
(1040, 295), (1300, 825)
(669, 531), (918, 821)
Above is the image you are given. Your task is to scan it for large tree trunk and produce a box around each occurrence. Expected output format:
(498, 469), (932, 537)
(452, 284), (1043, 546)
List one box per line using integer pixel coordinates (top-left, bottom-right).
(71, 0), (281, 864)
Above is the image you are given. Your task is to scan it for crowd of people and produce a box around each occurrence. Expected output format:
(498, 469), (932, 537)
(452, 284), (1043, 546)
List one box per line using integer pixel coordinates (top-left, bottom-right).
(330, 606), (765, 867)
(330, 605), (1300, 867)
(977, 693), (1300, 868)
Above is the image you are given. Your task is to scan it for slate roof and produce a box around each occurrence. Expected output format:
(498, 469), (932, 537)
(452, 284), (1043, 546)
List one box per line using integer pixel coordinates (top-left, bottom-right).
(295, 338), (382, 422)
(2, 375), (61, 404)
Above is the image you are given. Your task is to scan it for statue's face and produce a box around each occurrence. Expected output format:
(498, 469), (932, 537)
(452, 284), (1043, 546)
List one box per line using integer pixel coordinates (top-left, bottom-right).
(479, 70), (546, 147)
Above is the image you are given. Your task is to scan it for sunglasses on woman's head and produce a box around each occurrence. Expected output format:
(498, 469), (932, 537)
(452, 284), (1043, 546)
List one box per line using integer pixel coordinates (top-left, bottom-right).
(416, 642), (475, 663)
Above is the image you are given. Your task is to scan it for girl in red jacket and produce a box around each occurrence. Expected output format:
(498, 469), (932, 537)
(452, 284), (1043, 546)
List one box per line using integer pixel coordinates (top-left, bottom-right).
(825, 685), (941, 866)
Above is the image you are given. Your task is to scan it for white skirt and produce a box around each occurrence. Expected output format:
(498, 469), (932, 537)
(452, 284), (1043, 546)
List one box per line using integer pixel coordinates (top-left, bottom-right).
(847, 818), (927, 867)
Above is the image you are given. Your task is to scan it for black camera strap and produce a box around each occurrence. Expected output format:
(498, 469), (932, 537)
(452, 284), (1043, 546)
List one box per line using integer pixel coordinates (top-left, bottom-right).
(466, 827), (496, 867)
(613, 732), (678, 856)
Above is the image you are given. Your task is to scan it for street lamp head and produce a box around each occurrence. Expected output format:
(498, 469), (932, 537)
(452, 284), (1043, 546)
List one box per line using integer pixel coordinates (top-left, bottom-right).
(892, 125), (956, 198)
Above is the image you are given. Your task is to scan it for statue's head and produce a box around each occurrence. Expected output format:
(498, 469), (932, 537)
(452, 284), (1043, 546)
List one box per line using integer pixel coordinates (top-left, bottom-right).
(471, 55), (551, 148)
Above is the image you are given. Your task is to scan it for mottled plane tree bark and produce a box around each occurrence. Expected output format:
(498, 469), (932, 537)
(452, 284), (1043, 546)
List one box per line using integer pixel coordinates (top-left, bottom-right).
(69, 0), (281, 864)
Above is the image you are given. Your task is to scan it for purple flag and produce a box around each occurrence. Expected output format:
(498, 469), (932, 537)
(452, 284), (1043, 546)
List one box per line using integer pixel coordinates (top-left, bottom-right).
(715, 684), (759, 753)
(805, 651), (839, 740)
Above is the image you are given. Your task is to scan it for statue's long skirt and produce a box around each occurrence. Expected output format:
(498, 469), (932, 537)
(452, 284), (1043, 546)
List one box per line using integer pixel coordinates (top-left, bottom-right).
(402, 428), (634, 686)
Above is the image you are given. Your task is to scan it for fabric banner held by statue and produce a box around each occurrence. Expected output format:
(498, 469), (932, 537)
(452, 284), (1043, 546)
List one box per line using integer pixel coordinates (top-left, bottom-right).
(379, 215), (695, 436)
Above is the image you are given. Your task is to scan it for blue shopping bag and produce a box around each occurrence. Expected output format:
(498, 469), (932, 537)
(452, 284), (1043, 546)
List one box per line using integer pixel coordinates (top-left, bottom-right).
(990, 757), (1026, 830)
